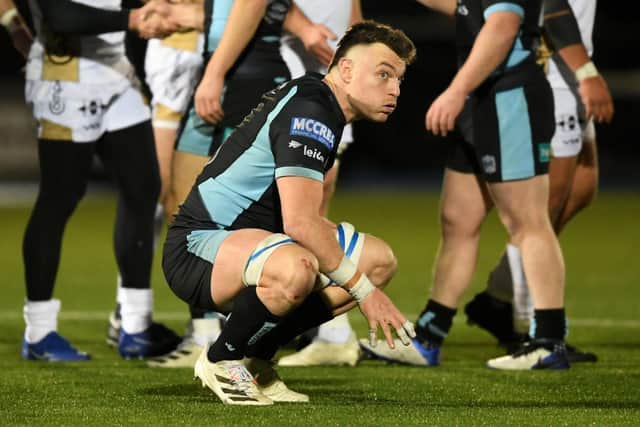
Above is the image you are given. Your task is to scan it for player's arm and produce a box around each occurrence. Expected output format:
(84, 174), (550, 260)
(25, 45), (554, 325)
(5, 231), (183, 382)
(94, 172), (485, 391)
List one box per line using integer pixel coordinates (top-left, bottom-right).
(277, 176), (413, 348)
(283, 3), (336, 67)
(0, 0), (32, 58)
(543, 0), (613, 123)
(273, 102), (415, 348)
(165, 1), (204, 31)
(350, 0), (363, 25)
(34, 0), (176, 38)
(194, 0), (266, 124)
(426, 7), (521, 136)
(415, 0), (456, 16)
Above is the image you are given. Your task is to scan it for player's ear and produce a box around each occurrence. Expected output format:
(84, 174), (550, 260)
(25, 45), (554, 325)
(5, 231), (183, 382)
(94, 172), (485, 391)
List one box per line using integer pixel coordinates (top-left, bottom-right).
(338, 57), (353, 83)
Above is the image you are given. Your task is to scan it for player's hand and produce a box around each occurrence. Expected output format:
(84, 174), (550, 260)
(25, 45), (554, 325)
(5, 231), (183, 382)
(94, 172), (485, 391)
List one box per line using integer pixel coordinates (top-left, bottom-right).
(130, 0), (177, 39)
(195, 71), (225, 124)
(358, 288), (416, 350)
(579, 75), (614, 124)
(299, 23), (336, 67)
(425, 87), (465, 137)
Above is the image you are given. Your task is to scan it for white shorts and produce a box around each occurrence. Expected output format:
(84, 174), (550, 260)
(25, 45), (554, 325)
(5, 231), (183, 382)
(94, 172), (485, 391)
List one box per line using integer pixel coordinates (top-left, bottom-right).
(551, 87), (594, 158)
(145, 32), (205, 129)
(25, 79), (150, 143)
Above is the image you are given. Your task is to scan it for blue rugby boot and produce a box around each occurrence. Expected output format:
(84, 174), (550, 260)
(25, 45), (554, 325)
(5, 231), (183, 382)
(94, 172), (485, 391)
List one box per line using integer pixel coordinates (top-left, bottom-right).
(22, 332), (90, 362)
(359, 337), (440, 366)
(118, 322), (181, 359)
(487, 338), (570, 370)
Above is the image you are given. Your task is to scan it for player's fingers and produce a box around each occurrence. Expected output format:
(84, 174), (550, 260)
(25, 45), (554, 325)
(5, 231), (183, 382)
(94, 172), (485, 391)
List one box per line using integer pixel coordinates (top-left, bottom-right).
(320, 25), (337, 40)
(368, 323), (378, 348)
(396, 324), (410, 346)
(380, 321), (395, 349)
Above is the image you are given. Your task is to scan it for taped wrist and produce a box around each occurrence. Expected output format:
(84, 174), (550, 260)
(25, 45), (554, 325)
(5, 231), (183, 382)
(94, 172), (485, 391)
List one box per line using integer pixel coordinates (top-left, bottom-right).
(543, 0), (582, 50)
(326, 256), (375, 303)
(575, 61), (599, 81)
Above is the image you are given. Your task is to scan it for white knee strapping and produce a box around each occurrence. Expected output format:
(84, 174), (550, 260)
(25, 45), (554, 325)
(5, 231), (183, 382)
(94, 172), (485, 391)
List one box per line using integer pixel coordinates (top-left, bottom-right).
(242, 233), (295, 286)
(317, 222), (366, 289)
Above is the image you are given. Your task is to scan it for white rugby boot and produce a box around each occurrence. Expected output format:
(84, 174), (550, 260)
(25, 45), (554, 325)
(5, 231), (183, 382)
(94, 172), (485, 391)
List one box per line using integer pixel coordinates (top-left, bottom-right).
(244, 357), (309, 403)
(194, 350), (273, 406)
(278, 332), (360, 367)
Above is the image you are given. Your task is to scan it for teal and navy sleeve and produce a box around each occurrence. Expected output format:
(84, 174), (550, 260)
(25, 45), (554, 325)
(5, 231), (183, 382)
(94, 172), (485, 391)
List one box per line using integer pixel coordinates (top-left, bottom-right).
(482, 0), (525, 20)
(482, 0), (529, 68)
(270, 99), (338, 183)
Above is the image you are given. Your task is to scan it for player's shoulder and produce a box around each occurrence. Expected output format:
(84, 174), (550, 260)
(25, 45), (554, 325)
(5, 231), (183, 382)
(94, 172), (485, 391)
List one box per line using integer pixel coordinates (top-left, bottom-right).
(287, 73), (334, 107)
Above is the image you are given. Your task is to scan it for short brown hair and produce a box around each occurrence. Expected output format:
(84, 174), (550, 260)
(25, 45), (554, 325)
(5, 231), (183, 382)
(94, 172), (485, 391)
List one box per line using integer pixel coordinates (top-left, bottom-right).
(328, 20), (417, 70)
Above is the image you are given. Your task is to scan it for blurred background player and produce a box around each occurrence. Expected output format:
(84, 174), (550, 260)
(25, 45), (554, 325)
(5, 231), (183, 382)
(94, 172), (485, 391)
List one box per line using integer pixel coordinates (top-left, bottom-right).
(464, 0), (613, 363)
(276, 0), (364, 368)
(135, 0), (336, 368)
(21, 0), (182, 361)
(145, 0), (205, 224)
(0, 0), (32, 58)
(105, 0), (213, 352)
(362, 0), (570, 370)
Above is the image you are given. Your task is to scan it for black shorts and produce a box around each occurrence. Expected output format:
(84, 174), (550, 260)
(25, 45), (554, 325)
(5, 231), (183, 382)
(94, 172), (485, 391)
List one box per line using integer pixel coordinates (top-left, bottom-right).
(447, 76), (555, 183)
(162, 226), (220, 311)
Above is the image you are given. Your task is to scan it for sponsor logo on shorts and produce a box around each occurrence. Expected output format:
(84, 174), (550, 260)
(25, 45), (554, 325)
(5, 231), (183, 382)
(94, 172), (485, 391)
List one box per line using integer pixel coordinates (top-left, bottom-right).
(288, 140), (302, 149)
(290, 117), (335, 149)
(557, 114), (577, 131)
(539, 143), (550, 163)
(482, 155), (497, 174)
(457, 2), (469, 16)
(48, 81), (65, 115)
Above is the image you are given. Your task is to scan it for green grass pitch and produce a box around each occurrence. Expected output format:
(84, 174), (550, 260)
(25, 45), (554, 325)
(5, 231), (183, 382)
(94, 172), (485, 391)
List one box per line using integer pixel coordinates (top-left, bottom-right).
(1, 189), (639, 425)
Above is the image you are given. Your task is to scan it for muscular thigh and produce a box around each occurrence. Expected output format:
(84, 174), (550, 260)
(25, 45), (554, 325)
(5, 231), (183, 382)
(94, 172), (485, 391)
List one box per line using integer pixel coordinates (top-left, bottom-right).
(440, 169), (492, 234)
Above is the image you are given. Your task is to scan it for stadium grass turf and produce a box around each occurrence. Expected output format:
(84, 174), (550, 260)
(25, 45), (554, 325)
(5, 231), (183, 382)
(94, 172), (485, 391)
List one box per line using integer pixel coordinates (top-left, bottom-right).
(1, 190), (639, 426)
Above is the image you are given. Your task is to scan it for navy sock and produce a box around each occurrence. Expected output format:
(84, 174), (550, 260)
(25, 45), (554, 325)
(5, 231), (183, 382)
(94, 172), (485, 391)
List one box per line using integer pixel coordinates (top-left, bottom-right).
(207, 287), (280, 362)
(532, 308), (566, 341)
(246, 292), (334, 361)
(415, 299), (456, 346)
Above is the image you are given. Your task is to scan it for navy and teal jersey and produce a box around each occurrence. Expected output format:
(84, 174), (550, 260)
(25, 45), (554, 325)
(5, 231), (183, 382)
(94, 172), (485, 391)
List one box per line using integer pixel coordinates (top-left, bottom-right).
(456, 0), (543, 80)
(172, 73), (345, 233)
(203, 0), (292, 78)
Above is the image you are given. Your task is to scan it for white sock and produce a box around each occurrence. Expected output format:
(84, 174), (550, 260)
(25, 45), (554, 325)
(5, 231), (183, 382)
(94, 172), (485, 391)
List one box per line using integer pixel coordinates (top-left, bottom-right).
(316, 313), (353, 344)
(120, 288), (153, 334)
(485, 251), (514, 303)
(506, 244), (533, 334)
(24, 299), (61, 343)
(191, 316), (224, 347)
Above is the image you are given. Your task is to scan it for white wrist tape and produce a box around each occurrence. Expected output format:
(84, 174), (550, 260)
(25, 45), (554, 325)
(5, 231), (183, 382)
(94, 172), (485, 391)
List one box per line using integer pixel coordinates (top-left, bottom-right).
(348, 273), (376, 303)
(575, 61), (599, 82)
(326, 256), (375, 303)
(0, 8), (18, 29)
(326, 256), (358, 286)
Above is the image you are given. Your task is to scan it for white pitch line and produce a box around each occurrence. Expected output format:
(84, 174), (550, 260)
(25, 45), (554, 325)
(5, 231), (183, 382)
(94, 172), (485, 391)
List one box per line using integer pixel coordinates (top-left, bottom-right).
(0, 310), (638, 328)
(0, 311), (187, 321)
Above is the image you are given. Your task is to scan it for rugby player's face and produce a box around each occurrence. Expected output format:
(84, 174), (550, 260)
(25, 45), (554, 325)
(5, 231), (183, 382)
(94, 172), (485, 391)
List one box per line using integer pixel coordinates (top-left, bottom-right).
(347, 43), (406, 122)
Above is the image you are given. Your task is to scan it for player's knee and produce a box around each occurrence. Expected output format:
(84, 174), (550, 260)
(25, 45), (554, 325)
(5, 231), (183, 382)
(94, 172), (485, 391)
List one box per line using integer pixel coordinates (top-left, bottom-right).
(264, 250), (318, 306)
(440, 203), (482, 239)
(39, 182), (87, 218)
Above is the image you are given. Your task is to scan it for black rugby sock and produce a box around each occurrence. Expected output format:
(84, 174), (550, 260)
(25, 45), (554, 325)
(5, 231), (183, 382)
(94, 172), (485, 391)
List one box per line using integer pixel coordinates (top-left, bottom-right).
(415, 299), (456, 346)
(246, 292), (334, 361)
(207, 287), (280, 362)
(532, 308), (566, 341)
